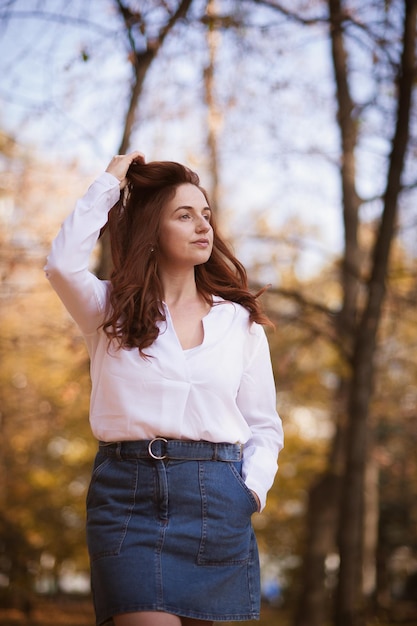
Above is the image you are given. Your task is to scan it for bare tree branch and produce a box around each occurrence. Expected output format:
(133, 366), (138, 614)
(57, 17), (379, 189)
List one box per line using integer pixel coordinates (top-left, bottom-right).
(250, 0), (328, 25)
(0, 9), (115, 35)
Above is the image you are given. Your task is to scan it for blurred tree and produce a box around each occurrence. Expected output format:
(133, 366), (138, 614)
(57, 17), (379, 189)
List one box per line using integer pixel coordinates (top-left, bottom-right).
(0, 138), (95, 601)
(372, 248), (417, 615)
(202, 0), (222, 214)
(95, 0), (198, 278)
(332, 4), (416, 623)
(246, 2), (417, 625)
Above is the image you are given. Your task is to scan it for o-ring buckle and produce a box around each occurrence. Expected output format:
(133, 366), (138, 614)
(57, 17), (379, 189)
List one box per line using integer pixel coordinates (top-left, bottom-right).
(148, 437), (168, 460)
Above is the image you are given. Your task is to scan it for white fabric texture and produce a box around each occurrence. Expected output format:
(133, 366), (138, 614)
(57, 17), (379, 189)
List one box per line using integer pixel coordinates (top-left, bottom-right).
(45, 173), (283, 509)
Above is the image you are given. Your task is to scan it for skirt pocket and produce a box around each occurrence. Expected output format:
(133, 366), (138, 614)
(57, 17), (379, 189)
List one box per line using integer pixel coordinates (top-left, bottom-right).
(197, 460), (258, 566)
(86, 455), (138, 561)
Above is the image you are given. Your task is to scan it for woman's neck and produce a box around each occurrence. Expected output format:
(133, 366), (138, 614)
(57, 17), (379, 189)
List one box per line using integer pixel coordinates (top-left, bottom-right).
(160, 269), (199, 307)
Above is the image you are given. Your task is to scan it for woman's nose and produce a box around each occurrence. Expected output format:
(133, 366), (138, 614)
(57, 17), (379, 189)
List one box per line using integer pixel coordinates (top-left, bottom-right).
(196, 217), (210, 232)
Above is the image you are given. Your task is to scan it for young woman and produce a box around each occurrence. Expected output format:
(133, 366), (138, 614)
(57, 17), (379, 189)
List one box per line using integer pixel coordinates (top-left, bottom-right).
(45, 152), (283, 626)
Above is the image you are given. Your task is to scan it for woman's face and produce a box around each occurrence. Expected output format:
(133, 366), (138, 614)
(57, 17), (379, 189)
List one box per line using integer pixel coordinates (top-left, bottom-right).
(157, 184), (213, 270)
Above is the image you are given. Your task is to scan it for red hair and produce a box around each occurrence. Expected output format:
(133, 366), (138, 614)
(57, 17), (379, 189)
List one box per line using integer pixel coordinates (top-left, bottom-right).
(102, 160), (272, 354)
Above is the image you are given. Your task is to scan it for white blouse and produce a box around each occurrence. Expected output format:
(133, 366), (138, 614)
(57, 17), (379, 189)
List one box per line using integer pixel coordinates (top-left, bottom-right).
(45, 173), (283, 509)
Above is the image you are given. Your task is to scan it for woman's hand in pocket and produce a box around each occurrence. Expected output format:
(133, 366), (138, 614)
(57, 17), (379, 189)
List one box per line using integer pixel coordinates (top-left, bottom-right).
(250, 490), (261, 512)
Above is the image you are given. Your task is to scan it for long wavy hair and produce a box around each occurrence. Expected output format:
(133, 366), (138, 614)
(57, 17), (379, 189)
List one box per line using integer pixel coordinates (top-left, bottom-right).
(102, 159), (272, 354)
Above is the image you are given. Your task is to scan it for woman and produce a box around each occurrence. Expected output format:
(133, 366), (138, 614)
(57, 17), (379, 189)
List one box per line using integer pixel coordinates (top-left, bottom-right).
(45, 152), (283, 626)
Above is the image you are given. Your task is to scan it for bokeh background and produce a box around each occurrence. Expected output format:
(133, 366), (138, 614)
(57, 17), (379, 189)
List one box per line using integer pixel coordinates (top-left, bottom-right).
(0, 1), (417, 625)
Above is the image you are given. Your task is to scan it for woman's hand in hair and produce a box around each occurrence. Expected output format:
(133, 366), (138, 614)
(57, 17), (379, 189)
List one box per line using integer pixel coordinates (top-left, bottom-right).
(105, 151), (145, 189)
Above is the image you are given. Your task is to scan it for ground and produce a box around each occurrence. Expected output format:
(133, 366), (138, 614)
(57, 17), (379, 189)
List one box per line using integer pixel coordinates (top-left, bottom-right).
(1, 598), (417, 626)
(0, 600), (289, 626)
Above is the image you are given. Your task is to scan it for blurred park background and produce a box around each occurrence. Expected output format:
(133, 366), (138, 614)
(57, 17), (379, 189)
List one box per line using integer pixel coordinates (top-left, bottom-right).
(0, 1), (417, 625)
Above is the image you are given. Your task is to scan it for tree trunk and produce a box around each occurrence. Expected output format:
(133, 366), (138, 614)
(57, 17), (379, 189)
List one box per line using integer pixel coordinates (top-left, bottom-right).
(334, 2), (417, 624)
(328, 0), (361, 345)
(362, 456), (379, 599)
(293, 473), (340, 626)
(293, 372), (352, 626)
(293, 0), (362, 620)
(203, 0), (222, 215)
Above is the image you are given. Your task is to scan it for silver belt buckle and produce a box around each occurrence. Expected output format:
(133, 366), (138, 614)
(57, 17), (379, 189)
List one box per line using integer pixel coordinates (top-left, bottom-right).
(148, 437), (168, 460)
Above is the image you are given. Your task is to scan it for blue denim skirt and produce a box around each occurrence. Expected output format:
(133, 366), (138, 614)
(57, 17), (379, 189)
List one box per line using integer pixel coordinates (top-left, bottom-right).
(86, 440), (260, 625)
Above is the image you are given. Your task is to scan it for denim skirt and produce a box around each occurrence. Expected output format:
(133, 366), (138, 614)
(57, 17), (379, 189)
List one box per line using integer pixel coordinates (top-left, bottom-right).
(86, 440), (261, 625)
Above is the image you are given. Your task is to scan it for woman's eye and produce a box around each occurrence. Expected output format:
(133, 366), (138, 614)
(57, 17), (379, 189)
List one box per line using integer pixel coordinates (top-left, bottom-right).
(180, 213), (191, 220)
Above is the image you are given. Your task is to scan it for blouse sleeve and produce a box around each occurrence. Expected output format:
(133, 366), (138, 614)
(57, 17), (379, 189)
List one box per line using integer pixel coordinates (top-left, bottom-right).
(44, 172), (121, 334)
(237, 323), (284, 511)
